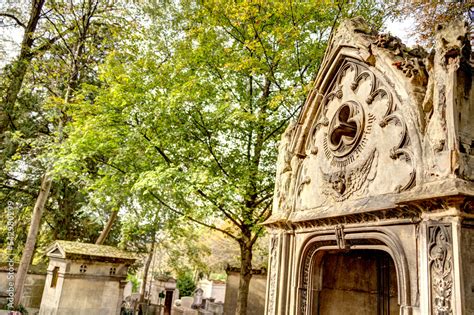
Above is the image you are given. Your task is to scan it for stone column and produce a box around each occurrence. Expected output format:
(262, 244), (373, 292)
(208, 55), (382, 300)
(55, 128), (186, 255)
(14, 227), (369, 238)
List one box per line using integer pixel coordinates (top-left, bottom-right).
(419, 201), (466, 315)
(265, 230), (294, 315)
(116, 280), (127, 315)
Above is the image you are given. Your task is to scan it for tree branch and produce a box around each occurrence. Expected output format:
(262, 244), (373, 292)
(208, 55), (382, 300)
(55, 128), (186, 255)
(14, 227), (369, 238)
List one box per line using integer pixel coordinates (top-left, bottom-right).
(0, 13), (26, 28)
(30, 23), (76, 57)
(191, 110), (230, 178)
(250, 202), (272, 247)
(256, 200), (272, 221)
(148, 191), (238, 241)
(140, 131), (173, 165)
(95, 156), (126, 174)
(196, 189), (243, 228)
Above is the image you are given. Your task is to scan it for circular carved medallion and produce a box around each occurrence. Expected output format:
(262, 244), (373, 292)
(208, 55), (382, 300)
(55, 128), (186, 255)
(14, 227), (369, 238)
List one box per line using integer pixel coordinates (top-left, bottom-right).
(327, 101), (365, 157)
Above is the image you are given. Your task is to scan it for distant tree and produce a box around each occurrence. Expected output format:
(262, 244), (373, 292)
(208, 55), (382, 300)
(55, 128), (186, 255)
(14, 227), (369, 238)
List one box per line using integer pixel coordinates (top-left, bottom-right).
(390, 2), (472, 46)
(177, 272), (196, 298)
(0, 0), (134, 306)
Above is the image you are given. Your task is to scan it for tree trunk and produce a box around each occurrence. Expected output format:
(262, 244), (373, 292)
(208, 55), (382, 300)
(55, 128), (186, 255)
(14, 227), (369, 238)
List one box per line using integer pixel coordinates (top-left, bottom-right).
(139, 241), (155, 303)
(12, 1), (97, 307)
(95, 210), (118, 245)
(235, 241), (253, 315)
(14, 174), (52, 306)
(1, 0), (45, 134)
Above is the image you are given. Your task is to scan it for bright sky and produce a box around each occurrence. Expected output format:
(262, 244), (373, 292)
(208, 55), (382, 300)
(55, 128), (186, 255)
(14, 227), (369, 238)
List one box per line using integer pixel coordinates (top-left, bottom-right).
(383, 17), (417, 47)
(0, 24), (23, 68)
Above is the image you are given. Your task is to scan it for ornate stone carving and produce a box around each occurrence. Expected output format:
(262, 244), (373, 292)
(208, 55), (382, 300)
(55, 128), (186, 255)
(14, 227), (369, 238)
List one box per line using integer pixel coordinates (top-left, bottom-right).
(267, 236), (278, 315)
(373, 33), (429, 88)
(380, 112), (416, 192)
(327, 101), (365, 158)
(374, 33), (403, 55)
(290, 206), (422, 231)
(273, 123), (296, 213)
(428, 223), (453, 315)
(292, 58), (419, 210)
(335, 225), (347, 249)
(321, 149), (378, 202)
(393, 57), (428, 86)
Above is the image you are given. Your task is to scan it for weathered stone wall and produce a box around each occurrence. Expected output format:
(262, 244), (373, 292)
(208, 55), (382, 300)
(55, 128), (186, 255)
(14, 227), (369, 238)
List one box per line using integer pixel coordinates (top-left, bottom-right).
(0, 270), (45, 311)
(39, 259), (126, 315)
(58, 278), (119, 315)
(223, 270), (266, 315)
(461, 225), (474, 314)
(318, 251), (398, 315)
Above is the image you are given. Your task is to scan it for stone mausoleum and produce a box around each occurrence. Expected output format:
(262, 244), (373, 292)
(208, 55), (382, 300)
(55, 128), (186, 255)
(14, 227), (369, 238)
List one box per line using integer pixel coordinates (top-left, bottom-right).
(264, 18), (473, 315)
(39, 240), (137, 315)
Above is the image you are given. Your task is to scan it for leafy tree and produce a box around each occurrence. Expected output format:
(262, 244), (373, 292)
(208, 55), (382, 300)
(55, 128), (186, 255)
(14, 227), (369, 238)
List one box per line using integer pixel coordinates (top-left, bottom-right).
(177, 271), (196, 298)
(57, 1), (388, 314)
(0, 0), (134, 306)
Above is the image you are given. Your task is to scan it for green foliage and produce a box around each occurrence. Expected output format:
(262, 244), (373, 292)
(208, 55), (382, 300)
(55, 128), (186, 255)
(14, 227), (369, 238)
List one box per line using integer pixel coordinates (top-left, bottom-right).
(57, 0), (388, 239)
(127, 273), (140, 293)
(0, 0), (134, 261)
(176, 271), (196, 298)
(52, 2), (388, 312)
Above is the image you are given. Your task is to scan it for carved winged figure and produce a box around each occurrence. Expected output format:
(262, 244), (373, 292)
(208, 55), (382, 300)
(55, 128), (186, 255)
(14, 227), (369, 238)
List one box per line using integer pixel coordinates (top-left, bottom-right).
(321, 149), (377, 202)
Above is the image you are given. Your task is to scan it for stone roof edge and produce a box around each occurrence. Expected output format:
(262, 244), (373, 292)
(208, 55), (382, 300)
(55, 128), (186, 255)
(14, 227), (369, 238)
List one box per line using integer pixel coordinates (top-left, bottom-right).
(46, 240), (139, 261)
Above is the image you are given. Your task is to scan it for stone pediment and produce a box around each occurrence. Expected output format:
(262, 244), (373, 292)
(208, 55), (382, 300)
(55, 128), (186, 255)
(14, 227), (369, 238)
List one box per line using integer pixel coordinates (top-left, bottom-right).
(269, 18), (474, 225)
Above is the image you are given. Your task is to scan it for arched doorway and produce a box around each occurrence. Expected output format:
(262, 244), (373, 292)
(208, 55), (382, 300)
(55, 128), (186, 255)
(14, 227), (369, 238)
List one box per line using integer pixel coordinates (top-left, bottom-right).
(315, 250), (399, 315)
(296, 230), (411, 315)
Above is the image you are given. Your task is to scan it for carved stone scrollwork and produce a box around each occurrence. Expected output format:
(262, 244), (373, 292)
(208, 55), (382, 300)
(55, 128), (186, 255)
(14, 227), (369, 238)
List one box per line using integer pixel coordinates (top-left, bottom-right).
(267, 235), (278, 315)
(428, 223), (453, 315)
(379, 113), (416, 192)
(296, 58), (418, 211)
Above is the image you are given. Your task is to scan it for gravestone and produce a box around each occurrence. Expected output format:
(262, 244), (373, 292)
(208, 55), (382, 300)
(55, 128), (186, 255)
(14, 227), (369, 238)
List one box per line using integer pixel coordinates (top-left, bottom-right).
(264, 17), (473, 315)
(38, 240), (137, 315)
(198, 279), (226, 303)
(191, 288), (203, 309)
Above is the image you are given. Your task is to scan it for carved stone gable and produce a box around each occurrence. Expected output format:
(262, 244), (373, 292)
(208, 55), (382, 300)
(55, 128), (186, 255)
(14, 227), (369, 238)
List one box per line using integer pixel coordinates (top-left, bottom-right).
(289, 57), (420, 213)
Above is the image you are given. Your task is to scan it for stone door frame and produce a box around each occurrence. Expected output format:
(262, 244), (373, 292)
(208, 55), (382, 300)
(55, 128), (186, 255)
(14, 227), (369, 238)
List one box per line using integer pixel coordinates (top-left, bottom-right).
(295, 226), (412, 315)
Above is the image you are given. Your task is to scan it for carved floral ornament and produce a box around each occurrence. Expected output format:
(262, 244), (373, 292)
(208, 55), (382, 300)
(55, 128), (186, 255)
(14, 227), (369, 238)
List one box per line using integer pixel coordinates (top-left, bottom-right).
(291, 59), (417, 209)
(428, 224), (453, 315)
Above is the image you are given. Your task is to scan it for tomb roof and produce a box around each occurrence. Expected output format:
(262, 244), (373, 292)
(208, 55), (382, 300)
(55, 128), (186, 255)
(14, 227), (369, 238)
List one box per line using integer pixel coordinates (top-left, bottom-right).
(46, 240), (138, 262)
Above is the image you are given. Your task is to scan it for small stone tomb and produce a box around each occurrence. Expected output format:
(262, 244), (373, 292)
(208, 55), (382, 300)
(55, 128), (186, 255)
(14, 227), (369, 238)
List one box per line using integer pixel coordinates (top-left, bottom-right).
(39, 240), (137, 315)
(150, 275), (178, 314)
